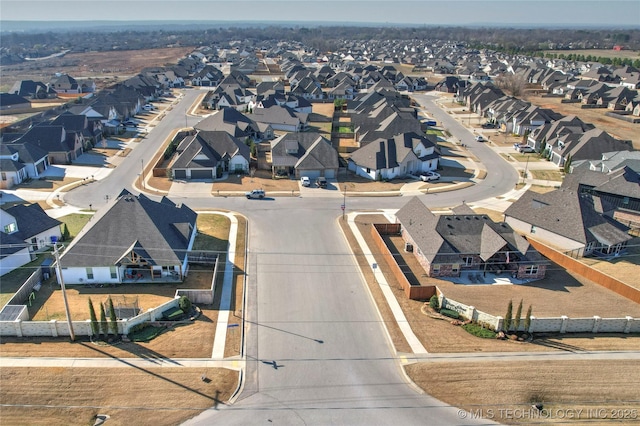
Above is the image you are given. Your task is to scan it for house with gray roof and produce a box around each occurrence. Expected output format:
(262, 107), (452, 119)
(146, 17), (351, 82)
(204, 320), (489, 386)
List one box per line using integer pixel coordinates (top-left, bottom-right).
(249, 105), (308, 133)
(504, 187), (632, 258)
(170, 130), (250, 180)
(9, 80), (57, 99)
(1, 203), (62, 253)
(0, 231), (30, 277)
(269, 132), (339, 179)
(58, 190), (197, 285)
(396, 197), (548, 280)
(348, 132), (439, 181)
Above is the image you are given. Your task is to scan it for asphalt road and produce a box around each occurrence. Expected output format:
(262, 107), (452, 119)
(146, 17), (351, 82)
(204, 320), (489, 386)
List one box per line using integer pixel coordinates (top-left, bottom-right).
(63, 89), (514, 425)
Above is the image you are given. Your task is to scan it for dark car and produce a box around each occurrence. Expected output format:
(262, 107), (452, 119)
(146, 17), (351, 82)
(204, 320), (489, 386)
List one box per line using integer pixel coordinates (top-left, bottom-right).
(482, 122), (496, 129)
(315, 177), (328, 188)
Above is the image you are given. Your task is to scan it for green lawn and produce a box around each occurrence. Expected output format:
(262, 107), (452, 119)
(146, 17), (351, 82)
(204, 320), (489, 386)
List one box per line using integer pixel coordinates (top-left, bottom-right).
(426, 129), (444, 137)
(335, 126), (353, 133)
(58, 213), (92, 238)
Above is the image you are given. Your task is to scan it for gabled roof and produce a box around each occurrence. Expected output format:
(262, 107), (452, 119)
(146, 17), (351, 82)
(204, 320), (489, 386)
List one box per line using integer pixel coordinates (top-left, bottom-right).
(396, 197), (544, 264)
(504, 189), (631, 246)
(3, 203), (61, 242)
(171, 130), (250, 169)
(270, 132), (338, 169)
(60, 190), (197, 267)
(349, 132), (437, 170)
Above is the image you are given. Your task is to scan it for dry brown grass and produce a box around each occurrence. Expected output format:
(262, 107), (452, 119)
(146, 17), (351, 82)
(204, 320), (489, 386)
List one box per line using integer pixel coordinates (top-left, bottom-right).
(14, 176), (81, 192)
(581, 238), (640, 290)
(312, 102), (336, 117)
(406, 360), (640, 424)
(0, 366), (238, 426)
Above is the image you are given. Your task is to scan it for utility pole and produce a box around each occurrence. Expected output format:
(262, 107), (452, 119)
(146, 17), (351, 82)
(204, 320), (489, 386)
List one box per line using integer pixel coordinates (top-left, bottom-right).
(342, 185), (347, 221)
(54, 243), (75, 341)
(140, 158), (145, 189)
(522, 154), (530, 185)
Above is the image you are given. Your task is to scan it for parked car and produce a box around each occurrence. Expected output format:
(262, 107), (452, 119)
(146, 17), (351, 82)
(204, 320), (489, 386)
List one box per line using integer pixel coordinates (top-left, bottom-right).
(143, 104), (155, 111)
(245, 189), (265, 199)
(315, 177), (328, 188)
(420, 171), (440, 181)
(519, 146), (535, 154)
(123, 120), (138, 127)
(300, 176), (310, 187)
(482, 122), (496, 129)
(475, 135), (485, 142)
(513, 143), (521, 151)
(421, 119), (437, 126)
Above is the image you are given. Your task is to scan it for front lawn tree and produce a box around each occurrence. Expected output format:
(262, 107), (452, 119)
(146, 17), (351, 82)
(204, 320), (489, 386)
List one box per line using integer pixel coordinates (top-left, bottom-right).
(504, 300), (513, 332)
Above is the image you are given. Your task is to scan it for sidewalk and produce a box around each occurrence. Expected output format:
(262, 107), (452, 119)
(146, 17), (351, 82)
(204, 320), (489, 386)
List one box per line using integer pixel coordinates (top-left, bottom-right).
(344, 211), (428, 355)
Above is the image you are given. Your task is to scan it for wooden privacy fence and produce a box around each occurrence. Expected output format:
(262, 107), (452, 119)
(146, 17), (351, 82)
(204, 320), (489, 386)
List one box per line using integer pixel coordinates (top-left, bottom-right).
(527, 238), (640, 304)
(370, 223), (435, 300)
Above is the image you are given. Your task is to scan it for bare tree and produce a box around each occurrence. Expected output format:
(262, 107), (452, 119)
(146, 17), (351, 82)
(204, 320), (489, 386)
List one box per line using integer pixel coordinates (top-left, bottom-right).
(494, 72), (528, 98)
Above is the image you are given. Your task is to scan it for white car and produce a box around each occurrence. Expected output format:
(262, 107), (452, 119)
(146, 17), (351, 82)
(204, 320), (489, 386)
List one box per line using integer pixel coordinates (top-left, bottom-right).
(143, 104), (155, 111)
(420, 171), (440, 181)
(475, 135), (485, 142)
(300, 176), (311, 187)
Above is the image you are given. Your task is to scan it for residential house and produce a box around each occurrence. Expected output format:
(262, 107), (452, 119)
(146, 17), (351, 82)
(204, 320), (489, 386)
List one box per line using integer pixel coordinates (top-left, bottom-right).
(396, 198), (548, 280)
(58, 190), (198, 284)
(194, 108), (273, 141)
(49, 74), (82, 94)
(170, 130), (250, 180)
(249, 105), (308, 132)
(546, 128), (631, 167)
(13, 124), (84, 164)
(1, 203), (62, 252)
(51, 111), (103, 150)
(0, 142), (49, 182)
(9, 80), (57, 99)
(348, 132), (439, 180)
(0, 232), (30, 276)
(505, 187), (633, 258)
(269, 132), (339, 179)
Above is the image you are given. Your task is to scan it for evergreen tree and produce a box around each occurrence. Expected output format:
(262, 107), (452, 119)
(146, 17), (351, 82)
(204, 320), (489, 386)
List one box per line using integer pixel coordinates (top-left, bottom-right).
(504, 300), (513, 331)
(524, 305), (533, 332)
(514, 299), (523, 332)
(61, 223), (71, 241)
(107, 297), (118, 336)
(99, 302), (108, 339)
(88, 298), (99, 338)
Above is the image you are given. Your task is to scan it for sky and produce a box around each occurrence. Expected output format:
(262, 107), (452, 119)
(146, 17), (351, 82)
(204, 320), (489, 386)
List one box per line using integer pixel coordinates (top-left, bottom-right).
(0, 0), (639, 27)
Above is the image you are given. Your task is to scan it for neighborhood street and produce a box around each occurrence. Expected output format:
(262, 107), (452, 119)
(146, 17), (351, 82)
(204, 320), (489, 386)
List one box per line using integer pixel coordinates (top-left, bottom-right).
(54, 89), (520, 425)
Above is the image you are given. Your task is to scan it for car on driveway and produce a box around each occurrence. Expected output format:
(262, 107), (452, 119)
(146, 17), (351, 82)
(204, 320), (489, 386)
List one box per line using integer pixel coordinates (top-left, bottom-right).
(519, 146), (535, 154)
(245, 189), (265, 199)
(475, 135), (485, 142)
(300, 176), (310, 187)
(315, 177), (328, 188)
(123, 120), (138, 127)
(420, 171), (440, 181)
(143, 104), (155, 111)
(482, 122), (496, 129)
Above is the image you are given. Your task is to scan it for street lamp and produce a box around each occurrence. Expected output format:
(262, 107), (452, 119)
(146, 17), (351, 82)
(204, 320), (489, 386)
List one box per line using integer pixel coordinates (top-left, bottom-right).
(522, 154), (530, 185)
(342, 185), (347, 221)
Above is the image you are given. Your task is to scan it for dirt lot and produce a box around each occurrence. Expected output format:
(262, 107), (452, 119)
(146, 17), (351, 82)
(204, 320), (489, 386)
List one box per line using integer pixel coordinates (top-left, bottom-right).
(407, 360), (640, 424)
(0, 366), (238, 426)
(0, 47), (195, 92)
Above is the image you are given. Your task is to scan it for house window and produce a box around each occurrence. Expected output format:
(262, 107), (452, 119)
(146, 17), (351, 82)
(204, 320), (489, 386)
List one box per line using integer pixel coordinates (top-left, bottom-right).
(110, 266), (117, 279)
(432, 264), (440, 274)
(530, 225), (537, 234)
(366, 168), (371, 173)
(463, 257), (473, 266)
(1, 172), (6, 181)
(452, 264), (459, 273)
(86, 268), (94, 280)
(623, 197), (630, 205)
(524, 265), (539, 275)
(4, 223), (17, 234)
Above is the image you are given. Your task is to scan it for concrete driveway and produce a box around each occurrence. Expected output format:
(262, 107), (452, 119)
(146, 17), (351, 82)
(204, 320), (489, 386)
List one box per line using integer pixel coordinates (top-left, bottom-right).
(168, 180), (213, 198)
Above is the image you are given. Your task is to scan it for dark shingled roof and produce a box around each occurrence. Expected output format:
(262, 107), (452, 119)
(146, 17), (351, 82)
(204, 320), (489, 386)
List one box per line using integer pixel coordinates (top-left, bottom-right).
(504, 189), (631, 246)
(396, 197), (546, 264)
(60, 190), (197, 267)
(4, 203), (61, 242)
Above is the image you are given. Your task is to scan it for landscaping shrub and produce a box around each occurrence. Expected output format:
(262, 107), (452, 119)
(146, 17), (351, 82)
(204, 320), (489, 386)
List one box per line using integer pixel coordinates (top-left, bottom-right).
(440, 308), (460, 319)
(429, 295), (439, 310)
(463, 323), (497, 339)
(178, 295), (192, 313)
(129, 324), (165, 342)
